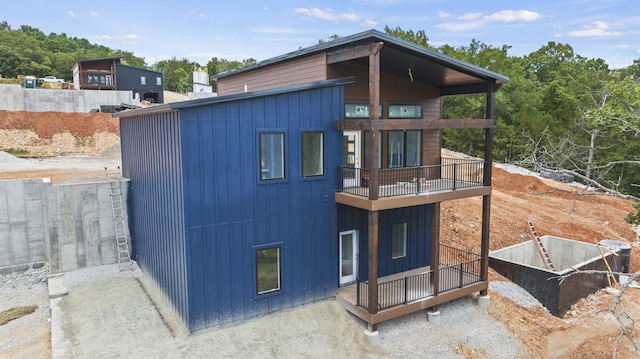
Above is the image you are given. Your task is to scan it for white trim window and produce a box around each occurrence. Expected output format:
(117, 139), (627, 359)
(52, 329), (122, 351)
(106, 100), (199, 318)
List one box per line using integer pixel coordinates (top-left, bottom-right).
(392, 222), (408, 259)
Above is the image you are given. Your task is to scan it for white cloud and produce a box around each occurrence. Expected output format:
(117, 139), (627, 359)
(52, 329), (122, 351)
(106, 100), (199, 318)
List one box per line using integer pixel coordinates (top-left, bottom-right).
(295, 8), (360, 22)
(436, 11), (452, 19)
(66, 10), (77, 18)
(91, 35), (111, 41)
(436, 20), (485, 32)
(90, 11), (99, 16)
(483, 10), (541, 22)
(459, 12), (483, 21)
(264, 7), (269, 11)
(117, 34), (144, 45)
(436, 9), (541, 32)
(362, 19), (377, 27)
(567, 21), (622, 37)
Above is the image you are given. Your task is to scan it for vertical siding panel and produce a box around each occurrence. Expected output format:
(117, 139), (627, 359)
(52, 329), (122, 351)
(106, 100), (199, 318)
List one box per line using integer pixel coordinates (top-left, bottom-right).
(120, 109), (189, 329)
(204, 225), (219, 326)
(229, 221), (245, 321)
(216, 223), (232, 324)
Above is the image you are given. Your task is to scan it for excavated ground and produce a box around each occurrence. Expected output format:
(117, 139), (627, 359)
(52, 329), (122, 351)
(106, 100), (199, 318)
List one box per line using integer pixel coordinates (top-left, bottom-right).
(1, 110), (639, 358)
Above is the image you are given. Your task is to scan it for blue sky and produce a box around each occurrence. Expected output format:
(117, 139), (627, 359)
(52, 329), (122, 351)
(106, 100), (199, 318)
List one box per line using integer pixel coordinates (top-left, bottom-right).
(3, 0), (639, 68)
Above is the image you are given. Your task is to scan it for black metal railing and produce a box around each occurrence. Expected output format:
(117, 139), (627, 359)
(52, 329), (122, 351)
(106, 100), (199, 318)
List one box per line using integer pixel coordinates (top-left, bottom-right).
(337, 159), (484, 198)
(439, 244), (482, 293)
(356, 245), (482, 310)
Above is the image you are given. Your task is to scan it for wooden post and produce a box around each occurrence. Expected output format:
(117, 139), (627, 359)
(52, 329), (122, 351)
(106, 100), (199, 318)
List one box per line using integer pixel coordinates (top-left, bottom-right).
(367, 210), (379, 315)
(480, 89), (495, 296)
(430, 202), (440, 297)
(368, 47), (381, 200)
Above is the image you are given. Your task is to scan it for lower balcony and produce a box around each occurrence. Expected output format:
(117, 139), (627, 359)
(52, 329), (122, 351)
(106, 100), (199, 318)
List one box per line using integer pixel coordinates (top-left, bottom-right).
(336, 245), (486, 326)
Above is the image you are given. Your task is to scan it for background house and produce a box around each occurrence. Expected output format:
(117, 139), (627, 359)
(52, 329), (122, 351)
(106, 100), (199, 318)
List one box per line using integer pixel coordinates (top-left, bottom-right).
(118, 30), (508, 333)
(72, 57), (164, 103)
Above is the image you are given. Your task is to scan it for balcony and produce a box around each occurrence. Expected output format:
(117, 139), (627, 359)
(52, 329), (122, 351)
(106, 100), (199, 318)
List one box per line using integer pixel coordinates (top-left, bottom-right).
(336, 245), (485, 325)
(336, 158), (489, 210)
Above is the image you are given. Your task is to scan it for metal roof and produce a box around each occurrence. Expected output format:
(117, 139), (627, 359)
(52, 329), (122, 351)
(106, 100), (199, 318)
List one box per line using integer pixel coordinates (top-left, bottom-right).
(212, 29), (509, 88)
(115, 77), (355, 118)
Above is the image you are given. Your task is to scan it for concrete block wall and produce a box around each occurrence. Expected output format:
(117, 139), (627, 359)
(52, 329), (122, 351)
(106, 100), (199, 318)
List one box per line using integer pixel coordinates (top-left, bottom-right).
(0, 178), (130, 274)
(0, 84), (139, 112)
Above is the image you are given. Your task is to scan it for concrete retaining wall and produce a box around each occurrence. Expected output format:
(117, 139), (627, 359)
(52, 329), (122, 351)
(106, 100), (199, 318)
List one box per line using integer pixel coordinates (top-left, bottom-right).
(0, 84), (139, 113)
(0, 178), (130, 274)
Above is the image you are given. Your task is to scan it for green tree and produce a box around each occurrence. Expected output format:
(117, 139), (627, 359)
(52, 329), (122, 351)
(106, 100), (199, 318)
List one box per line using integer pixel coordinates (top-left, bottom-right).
(206, 57), (256, 91)
(152, 58), (197, 93)
(383, 25), (432, 49)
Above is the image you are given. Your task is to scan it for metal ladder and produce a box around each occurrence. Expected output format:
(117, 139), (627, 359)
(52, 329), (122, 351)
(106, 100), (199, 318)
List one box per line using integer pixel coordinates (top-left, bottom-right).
(106, 167), (131, 264)
(527, 221), (555, 271)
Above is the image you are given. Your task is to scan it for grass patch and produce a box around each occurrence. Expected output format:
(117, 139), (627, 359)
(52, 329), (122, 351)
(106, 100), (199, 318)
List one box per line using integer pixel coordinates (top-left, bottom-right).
(1, 148), (30, 157)
(0, 305), (38, 326)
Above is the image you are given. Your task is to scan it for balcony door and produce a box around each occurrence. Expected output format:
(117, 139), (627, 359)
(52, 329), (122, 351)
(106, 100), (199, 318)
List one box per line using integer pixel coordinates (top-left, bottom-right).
(339, 230), (358, 285)
(343, 131), (360, 188)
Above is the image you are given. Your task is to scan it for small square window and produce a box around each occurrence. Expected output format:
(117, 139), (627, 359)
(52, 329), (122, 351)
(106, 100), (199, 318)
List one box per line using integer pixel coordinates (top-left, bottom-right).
(156, 77), (162, 86)
(301, 132), (323, 177)
(388, 104), (422, 119)
(392, 222), (407, 259)
(140, 76), (146, 85)
(256, 246), (281, 295)
(259, 132), (285, 180)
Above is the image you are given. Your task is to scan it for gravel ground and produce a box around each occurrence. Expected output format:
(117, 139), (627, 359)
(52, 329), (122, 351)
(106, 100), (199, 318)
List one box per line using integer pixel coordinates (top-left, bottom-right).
(2, 263), (534, 359)
(0, 267), (50, 359)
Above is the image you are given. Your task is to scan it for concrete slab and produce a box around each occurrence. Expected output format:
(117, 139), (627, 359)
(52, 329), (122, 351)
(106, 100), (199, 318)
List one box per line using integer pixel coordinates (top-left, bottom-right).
(48, 274), (68, 299)
(50, 297), (72, 359)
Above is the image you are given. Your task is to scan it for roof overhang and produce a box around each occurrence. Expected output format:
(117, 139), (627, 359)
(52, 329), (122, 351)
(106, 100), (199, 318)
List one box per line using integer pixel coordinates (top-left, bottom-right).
(212, 29), (509, 94)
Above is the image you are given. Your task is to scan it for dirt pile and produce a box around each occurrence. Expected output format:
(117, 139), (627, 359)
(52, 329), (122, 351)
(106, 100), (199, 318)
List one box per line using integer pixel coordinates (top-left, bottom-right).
(0, 110), (119, 156)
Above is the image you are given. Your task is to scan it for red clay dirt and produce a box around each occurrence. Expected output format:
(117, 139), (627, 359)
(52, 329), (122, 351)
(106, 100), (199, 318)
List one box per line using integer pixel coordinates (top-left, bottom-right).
(1, 110), (639, 358)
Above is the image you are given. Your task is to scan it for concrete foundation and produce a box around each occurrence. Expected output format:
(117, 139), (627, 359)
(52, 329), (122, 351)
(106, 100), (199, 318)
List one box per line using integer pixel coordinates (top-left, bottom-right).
(427, 310), (441, 325)
(477, 295), (490, 311)
(0, 84), (139, 113)
(490, 235), (617, 316)
(0, 178), (130, 273)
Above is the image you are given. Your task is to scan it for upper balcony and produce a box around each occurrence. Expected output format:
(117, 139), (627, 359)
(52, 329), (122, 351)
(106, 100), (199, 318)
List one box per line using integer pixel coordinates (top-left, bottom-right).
(336, 158), (490, 210)
(335, 118), (494, 210)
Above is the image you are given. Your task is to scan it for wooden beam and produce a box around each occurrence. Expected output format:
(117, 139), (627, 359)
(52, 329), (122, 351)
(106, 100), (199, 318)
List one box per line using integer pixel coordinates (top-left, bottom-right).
(481, 196), (491, 296)
(368, 49), (381, 200)
(370, 281), (488, 324)
(430, 203), (440, 297)
(480, 89), (495, 296)
(484, 92), (495, 186)
(367, 210), (379, 315)
(335, 119), (494, 131)
(327, 42), (384, 64)
(335, 186), (492, 211)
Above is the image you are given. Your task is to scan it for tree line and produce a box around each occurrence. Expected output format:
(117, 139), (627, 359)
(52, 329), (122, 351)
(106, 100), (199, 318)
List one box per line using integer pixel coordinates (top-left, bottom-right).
(1, 22), (638, 198)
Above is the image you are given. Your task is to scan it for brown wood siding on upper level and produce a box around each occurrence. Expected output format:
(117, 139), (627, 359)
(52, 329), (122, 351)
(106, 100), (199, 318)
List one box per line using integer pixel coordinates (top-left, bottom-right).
(328, 61), (442, 167)
(327, 61), (441, 119)
(217, 53), (327, 95)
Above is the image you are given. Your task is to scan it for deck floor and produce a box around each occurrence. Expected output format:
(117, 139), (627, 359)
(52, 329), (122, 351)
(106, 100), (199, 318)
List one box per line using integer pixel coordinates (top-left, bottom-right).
(337, 265), (481, 309)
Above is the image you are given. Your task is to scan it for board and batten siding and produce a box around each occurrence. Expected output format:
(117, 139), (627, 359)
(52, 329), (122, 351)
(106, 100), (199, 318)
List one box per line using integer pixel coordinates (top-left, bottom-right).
(119, 110), (190, 327)
(179, 84), (344, 331)
(337, 204), (432, 280)
(217, 53), (327, 96)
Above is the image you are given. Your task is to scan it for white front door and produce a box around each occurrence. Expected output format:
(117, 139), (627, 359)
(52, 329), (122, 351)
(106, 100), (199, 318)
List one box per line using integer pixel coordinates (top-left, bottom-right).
(343, 131), (360, 188)
(339, 230), (358, 285)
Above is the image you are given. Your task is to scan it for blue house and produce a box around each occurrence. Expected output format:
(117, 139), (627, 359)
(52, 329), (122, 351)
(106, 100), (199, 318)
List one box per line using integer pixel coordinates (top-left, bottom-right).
(118, 30), (508, 333)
